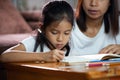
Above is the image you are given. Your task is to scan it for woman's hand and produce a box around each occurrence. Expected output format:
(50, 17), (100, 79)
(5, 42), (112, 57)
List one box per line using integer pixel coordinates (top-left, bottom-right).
(99, 44), (120, 54)
(43, 49), (65, 62)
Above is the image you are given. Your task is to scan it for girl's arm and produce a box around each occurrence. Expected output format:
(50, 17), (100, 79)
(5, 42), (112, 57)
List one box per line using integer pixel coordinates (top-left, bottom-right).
(0, 43), (64, 62)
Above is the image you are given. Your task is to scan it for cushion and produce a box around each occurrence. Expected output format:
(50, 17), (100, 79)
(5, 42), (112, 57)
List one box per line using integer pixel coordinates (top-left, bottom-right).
(21, 11), (42, 22)
(0, 0), (32, 34)
(0, 33), (31, 53)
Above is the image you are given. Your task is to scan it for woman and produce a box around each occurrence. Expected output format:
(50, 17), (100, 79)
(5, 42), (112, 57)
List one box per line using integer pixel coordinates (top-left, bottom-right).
(70, 0), (120, 56)
(0, 1), (74, 62)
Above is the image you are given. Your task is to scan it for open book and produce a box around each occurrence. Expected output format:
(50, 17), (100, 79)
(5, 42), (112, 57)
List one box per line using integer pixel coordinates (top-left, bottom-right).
(62, 54), (120, 63)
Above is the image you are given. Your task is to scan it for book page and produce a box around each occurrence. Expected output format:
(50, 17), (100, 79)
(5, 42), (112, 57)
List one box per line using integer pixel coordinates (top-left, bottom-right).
(102, 54), (120, 60)
(62, 54), (120, 63)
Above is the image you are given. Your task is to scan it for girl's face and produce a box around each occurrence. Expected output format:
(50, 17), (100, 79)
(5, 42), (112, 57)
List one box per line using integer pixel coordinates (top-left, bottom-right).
(82, 0), (110, 20)
(45, 19), (72, 50)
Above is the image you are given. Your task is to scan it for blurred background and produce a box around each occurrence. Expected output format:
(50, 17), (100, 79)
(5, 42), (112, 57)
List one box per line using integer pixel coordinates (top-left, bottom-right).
(0, 0), (120, 53)
(0, 0), (78, 53)
(11, 0), (78, 11)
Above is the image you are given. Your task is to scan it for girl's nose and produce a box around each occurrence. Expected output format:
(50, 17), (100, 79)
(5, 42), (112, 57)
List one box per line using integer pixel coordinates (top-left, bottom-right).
(57, 34), (63, 42)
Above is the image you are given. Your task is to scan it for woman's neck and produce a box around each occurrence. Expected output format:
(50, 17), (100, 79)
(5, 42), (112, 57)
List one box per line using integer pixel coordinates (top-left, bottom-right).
(86, 17), (103, 29)
(84, 17), (103, 37)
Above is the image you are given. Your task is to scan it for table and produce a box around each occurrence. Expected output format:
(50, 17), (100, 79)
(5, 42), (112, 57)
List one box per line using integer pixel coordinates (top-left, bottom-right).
(1, 61), (120, 80)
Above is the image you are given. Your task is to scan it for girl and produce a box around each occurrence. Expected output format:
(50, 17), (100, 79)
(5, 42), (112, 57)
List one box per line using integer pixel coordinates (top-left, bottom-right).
(0, 1), (74, 62)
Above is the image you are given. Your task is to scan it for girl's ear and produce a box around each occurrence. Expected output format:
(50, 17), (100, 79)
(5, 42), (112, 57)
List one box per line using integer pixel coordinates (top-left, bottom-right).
(39, 25), (45, 33)
(42, 29), (46, 35)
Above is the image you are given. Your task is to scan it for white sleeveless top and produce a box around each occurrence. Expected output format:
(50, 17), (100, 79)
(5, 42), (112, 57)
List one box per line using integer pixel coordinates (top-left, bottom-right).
(21, 36), (50, 53)
(69, 21), (120, 56)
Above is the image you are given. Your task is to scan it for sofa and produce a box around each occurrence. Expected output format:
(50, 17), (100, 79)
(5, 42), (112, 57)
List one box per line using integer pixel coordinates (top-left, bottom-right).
(21, 10), (42, 30)
(0, 0), (42, 54)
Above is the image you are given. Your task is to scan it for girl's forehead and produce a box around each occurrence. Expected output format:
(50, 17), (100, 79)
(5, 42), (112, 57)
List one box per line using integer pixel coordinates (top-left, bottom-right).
(46, 20), (72, 30)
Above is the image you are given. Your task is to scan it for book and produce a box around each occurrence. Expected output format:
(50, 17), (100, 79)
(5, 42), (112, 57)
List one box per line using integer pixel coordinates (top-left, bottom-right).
(62, 54), (120, 63)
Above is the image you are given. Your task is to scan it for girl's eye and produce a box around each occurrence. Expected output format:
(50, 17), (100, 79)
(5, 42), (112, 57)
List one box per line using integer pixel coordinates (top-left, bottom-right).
(64, 31), (71, 35)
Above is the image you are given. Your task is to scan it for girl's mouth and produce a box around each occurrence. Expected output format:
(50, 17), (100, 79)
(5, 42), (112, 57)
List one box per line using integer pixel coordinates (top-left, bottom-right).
(56, 44), (64, 49)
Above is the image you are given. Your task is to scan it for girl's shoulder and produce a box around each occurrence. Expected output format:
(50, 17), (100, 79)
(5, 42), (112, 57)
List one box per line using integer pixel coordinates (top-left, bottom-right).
(21, 36), (37, 52)
(22, 36), (36, 42)
(21, 36), (37, 48)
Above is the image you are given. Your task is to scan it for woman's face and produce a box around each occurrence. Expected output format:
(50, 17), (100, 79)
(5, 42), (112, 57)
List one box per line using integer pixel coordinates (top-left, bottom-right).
(45, 19), (72, 50)
(82, 0), (110, 20)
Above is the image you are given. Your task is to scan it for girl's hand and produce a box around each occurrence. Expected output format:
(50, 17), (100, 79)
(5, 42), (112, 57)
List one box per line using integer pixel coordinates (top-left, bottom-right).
(43, 49), (65, 62)
(99, 44), (120, 54)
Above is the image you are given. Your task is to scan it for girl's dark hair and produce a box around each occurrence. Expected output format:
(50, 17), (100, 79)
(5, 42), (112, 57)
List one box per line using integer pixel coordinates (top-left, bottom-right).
(34, 1), (74, 55)
(41, 0), (74, 31)
(76, 0), (119, 36)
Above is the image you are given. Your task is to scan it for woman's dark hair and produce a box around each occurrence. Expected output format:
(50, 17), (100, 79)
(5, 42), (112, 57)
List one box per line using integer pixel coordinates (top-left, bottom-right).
(34, 1), (74, 55)
(76, 0), (119, 36)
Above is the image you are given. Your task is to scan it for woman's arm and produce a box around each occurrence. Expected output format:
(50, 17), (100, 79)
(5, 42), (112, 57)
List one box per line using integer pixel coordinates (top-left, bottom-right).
(0, 43), (65, 62)
(99, 44), (120, 54)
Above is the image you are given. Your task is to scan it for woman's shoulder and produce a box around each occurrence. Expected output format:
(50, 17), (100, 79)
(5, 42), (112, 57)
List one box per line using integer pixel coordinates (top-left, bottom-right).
(72, 20), (80, 32)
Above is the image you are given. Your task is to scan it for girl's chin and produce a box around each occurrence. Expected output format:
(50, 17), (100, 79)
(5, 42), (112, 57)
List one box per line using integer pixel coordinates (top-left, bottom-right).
(56, 45), (64, 50)
(56, 48), (62, 50)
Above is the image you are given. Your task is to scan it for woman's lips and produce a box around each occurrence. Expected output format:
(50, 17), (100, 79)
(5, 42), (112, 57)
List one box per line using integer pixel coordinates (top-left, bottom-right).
(88, 10), (98, 15)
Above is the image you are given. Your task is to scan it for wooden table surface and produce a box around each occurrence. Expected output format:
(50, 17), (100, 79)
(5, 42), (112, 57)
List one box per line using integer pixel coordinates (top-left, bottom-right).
(1, 61), (120, 80)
